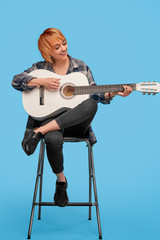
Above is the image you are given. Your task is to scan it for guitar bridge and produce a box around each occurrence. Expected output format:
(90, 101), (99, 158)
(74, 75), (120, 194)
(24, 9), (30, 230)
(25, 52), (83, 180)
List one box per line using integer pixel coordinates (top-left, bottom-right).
(40, 86), (44, 105)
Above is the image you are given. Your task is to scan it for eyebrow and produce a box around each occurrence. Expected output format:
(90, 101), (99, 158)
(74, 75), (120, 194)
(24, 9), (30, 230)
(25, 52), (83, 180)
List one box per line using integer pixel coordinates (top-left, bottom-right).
(54, 43), (60, 47)
(54, 40), (66, 47)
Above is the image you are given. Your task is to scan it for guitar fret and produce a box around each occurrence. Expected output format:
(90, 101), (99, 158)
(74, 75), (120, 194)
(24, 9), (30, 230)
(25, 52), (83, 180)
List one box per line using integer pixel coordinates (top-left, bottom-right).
(74, 84), (136, 95)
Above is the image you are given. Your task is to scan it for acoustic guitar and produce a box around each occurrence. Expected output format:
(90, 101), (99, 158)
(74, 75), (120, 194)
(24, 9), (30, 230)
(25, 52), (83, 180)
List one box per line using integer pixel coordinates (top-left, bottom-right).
(22, 69), (159, 120)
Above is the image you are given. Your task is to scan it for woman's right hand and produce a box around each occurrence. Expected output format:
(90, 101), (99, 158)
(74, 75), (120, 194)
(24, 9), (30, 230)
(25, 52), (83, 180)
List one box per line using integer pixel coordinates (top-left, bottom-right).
(27, 77), (60, 90)
(41, 78), (60, 90)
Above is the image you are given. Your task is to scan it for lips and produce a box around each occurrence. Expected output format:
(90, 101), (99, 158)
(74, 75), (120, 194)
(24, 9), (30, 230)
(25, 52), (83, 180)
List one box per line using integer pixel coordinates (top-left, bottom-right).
(60, 52), (66, 55)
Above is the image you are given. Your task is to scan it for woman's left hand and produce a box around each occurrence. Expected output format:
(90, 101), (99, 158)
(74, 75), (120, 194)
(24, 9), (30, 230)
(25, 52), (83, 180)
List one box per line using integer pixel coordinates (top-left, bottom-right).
(117, 85), (133, 97)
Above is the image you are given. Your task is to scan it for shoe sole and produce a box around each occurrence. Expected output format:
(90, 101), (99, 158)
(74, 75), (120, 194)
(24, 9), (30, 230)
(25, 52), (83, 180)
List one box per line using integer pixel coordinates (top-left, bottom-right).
(54, 198), (69, 207)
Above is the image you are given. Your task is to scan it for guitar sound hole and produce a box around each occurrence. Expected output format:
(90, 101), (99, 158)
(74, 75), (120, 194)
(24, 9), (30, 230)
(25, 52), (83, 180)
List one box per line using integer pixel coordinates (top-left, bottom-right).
(63, 85), (74, 97)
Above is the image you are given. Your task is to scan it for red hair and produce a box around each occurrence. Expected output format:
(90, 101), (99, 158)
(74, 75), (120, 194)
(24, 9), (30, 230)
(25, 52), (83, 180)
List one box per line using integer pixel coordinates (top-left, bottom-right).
(38, 28), (66, 62)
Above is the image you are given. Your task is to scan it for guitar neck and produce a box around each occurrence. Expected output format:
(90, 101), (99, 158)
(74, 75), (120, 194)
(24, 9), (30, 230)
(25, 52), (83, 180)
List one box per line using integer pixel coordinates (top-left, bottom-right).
(74, 83), (136, 95)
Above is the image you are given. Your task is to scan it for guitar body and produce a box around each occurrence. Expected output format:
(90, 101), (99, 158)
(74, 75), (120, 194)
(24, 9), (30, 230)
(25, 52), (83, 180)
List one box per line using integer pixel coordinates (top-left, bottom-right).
(22, 70), (89, 120)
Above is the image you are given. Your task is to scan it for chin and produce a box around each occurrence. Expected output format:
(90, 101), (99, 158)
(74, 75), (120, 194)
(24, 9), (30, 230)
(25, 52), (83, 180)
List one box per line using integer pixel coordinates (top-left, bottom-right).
(61, 55), (68, 59)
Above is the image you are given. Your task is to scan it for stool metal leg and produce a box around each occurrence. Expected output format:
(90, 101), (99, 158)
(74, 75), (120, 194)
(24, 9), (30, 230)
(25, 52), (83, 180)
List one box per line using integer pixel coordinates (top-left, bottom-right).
(88, 142), (92, 220)
(27, 140), (44, 239)
(38, 141), (45, 220)
(89, 143), (102, 239)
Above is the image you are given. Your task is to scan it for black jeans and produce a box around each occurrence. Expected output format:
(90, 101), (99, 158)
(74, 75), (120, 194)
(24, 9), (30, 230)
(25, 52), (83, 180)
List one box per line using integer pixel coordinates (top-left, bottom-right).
(40, 98), (98, 174)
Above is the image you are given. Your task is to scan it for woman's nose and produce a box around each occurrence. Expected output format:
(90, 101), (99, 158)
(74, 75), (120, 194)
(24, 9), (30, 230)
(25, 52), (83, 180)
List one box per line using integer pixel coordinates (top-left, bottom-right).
(61, 44), (67, 51)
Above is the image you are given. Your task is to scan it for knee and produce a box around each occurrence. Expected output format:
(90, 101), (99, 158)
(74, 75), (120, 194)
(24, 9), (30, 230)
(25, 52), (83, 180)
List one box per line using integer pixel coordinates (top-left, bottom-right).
(83, 98), (98, 115)
(44, 131), (63, 149)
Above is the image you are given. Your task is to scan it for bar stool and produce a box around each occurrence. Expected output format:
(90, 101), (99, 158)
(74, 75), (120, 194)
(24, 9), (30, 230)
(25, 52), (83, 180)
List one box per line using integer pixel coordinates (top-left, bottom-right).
(27, 137), (102, 239)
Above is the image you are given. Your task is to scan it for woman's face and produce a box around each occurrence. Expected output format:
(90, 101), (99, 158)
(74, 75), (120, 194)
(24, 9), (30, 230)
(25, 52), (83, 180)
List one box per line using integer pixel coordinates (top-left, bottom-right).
(50, 39), (68, 61)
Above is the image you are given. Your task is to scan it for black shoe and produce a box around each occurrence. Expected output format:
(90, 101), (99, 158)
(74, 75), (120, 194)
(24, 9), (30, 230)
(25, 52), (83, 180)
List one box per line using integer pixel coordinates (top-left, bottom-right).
(21, 130), (43, 156)
(54, 180), (69, 207)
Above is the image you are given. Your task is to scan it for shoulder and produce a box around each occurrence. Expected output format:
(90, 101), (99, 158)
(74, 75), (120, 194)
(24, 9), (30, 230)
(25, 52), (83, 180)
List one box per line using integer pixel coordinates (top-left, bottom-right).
(32, 61), (50, 69)
(25, 61), (52, 73)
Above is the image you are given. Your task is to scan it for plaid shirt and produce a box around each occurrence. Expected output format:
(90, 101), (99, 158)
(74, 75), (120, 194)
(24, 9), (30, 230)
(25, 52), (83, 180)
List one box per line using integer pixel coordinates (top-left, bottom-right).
(12, 56), (112, 145)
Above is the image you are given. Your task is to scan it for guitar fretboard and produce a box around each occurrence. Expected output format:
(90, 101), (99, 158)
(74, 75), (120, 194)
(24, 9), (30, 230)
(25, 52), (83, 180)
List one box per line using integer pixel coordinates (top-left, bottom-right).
(74, 83), (136, 95)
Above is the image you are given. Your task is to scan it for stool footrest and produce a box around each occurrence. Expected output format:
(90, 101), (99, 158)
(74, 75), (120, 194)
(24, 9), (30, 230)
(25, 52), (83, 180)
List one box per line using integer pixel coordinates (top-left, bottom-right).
(34, 202), (97, 206)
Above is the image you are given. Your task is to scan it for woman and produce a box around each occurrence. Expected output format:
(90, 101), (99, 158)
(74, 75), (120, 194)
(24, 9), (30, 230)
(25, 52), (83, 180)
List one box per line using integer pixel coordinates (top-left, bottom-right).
(12, 28), (132, 207)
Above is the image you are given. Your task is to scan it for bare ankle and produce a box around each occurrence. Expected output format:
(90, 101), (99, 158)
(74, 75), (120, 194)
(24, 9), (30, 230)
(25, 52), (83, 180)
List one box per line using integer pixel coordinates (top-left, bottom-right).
(56, 172), (66, 182)
(34, 127), (44, 135)
(57, 176), (66, 182)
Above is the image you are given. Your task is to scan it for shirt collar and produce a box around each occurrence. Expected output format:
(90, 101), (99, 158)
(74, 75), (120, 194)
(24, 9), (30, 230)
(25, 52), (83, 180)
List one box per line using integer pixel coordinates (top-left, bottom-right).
(47, 55), (78, 73)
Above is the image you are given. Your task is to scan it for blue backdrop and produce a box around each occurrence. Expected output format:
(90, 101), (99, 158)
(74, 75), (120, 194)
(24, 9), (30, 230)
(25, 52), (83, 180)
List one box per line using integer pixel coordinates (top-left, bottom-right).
(1, 0), (160, 239)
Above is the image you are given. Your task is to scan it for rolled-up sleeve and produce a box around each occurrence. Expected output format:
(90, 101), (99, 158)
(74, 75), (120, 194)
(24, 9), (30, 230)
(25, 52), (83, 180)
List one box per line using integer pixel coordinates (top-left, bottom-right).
(12, 72), (36, 91)
(11, 62), (42, 92)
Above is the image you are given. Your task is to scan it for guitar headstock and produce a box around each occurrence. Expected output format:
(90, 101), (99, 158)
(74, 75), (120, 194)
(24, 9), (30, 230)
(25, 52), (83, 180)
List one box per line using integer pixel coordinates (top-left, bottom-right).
(136, 82), (160, 95)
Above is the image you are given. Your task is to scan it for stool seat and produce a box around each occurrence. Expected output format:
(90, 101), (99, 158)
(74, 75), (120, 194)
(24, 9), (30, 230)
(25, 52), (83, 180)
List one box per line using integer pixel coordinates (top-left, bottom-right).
(27, 137), (102, 239)
(63, 136), (91, 143)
